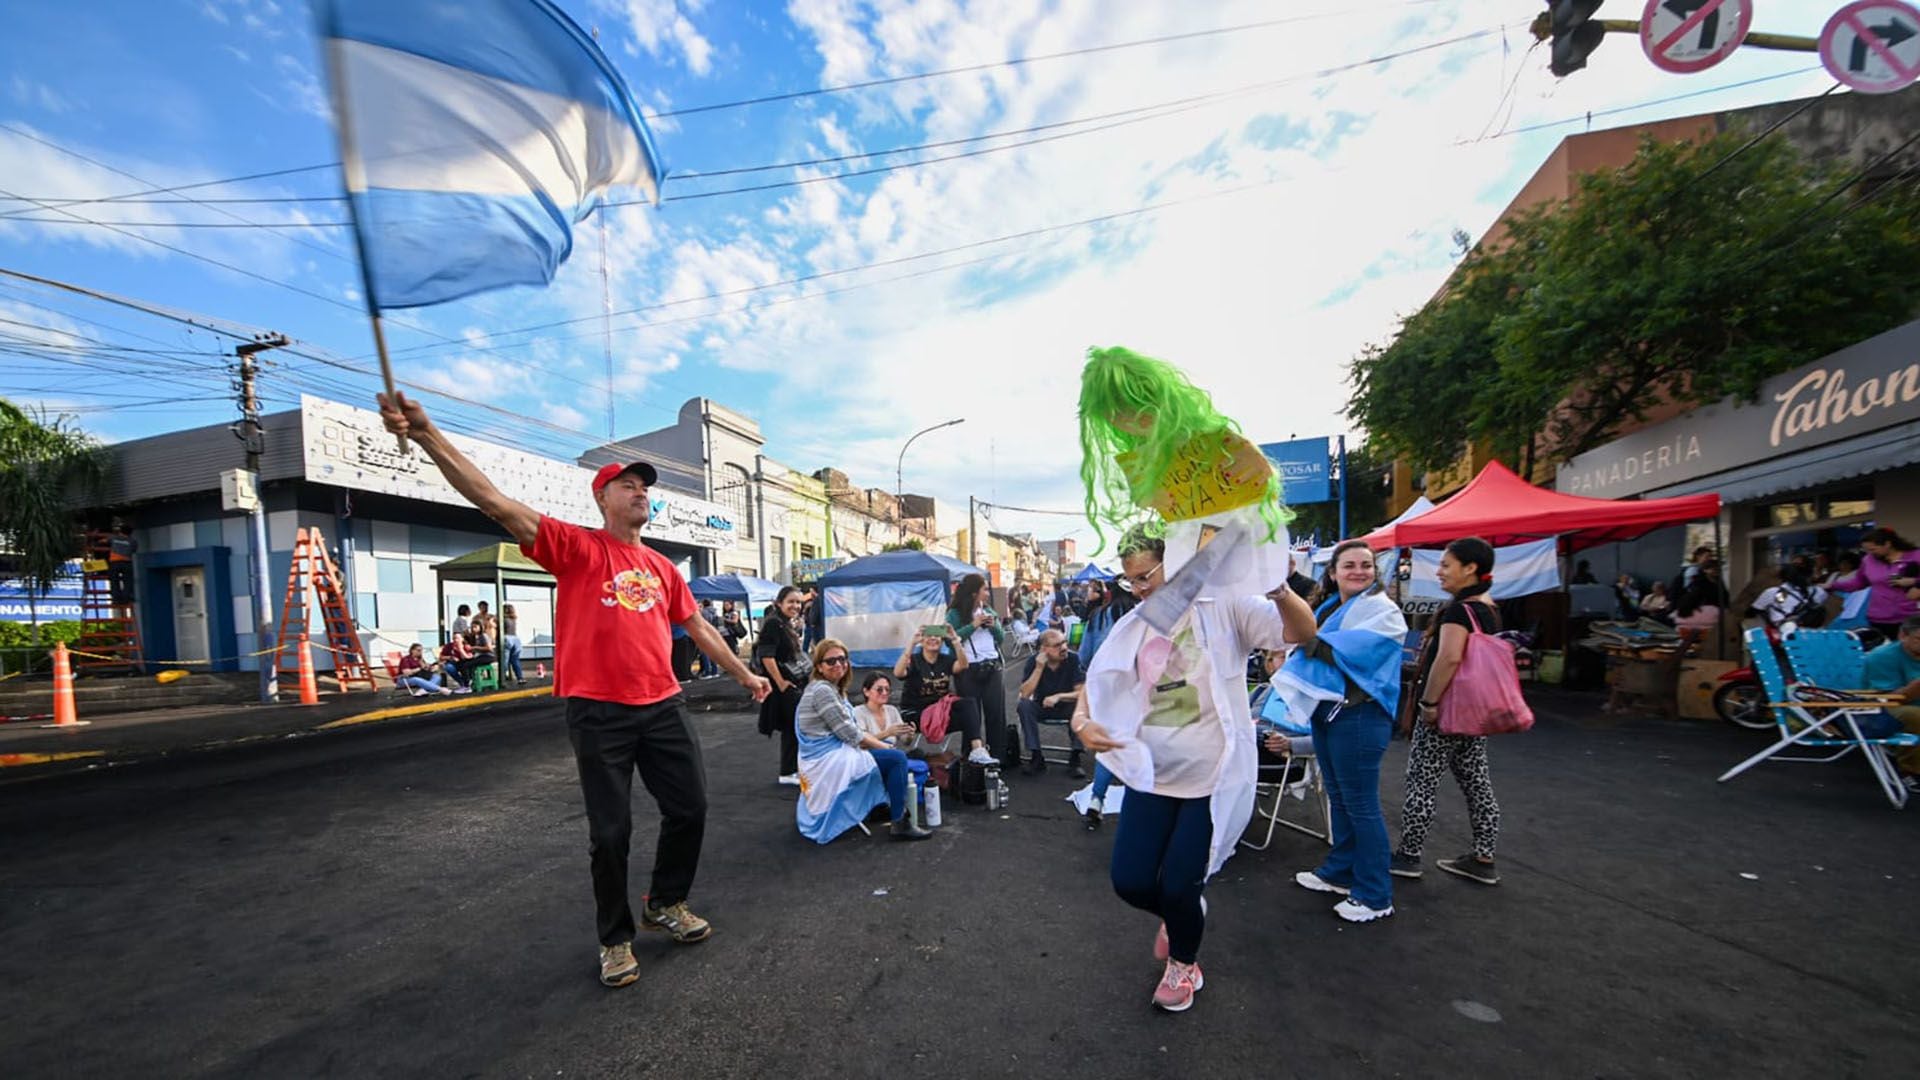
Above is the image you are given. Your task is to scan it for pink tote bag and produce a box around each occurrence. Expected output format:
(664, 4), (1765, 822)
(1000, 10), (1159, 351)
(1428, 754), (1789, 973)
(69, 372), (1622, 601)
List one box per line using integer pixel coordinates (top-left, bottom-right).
(1435, 603), (1534, 737)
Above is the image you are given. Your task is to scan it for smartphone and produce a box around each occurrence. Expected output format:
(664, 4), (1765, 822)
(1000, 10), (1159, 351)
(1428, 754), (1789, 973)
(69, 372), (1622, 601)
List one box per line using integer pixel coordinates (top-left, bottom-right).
(920, 624), (948, 639)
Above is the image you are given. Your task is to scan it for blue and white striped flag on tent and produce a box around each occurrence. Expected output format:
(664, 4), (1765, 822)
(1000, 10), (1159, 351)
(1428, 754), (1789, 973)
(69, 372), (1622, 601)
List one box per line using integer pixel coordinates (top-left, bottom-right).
(316, 0), (663, 310)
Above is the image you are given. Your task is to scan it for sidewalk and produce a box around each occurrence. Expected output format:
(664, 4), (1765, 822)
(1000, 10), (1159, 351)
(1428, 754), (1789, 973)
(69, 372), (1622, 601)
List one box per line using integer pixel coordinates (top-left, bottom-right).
(0, 673), (753, 780)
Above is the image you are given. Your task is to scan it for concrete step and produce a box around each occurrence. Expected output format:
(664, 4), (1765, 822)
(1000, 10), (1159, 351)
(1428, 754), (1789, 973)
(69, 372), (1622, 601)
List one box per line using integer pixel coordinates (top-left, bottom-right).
(0, 671), (257, 718)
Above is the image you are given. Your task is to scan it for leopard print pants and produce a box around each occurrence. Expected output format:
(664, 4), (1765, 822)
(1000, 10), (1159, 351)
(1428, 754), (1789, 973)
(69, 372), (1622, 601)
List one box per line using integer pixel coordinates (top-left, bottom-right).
(1397, 723), (1500, 860)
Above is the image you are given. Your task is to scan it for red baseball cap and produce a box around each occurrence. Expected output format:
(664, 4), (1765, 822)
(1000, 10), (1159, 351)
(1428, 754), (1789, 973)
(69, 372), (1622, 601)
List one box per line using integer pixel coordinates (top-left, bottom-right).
(591, 461), (659, 493)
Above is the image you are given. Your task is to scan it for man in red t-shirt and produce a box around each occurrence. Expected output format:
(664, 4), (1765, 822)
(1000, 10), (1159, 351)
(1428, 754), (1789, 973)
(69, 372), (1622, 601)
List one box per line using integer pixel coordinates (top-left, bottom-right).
(379, 392), (770, 990)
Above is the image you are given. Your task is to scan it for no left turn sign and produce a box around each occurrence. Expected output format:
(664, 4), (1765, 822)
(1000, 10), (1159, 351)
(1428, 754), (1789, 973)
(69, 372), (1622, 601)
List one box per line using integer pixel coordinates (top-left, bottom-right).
(1640, 0), (1752, 74)
(1820, 0), (1920, 93)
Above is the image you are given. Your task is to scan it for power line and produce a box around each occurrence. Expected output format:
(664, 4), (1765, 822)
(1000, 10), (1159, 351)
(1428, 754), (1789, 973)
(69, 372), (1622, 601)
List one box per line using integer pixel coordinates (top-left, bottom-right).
(0, 2), (1445, 217)
(650, 1), (1447, 117)
(636, 26), (1512, 205)
(0, 266), (617, 449)
(0, 122), (353, 263)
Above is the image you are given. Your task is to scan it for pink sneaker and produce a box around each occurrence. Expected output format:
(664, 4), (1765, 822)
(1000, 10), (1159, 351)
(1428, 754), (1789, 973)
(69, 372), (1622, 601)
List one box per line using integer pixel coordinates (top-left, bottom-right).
(1152, 922), (1169, 961)
(1152, 959), (1204, 1012)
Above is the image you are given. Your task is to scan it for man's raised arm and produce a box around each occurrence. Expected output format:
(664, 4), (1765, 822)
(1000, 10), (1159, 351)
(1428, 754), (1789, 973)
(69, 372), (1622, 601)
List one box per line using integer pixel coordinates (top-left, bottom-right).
(378, 392), (540, 547)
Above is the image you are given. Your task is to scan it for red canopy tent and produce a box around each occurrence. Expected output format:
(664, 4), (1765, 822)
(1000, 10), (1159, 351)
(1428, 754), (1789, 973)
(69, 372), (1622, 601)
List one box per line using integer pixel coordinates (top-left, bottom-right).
(1361, 461), (1720, 551)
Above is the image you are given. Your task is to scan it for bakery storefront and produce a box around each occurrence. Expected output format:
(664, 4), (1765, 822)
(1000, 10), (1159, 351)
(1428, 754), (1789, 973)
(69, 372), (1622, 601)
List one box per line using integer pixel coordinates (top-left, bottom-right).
(1556, 317), (1920, 590)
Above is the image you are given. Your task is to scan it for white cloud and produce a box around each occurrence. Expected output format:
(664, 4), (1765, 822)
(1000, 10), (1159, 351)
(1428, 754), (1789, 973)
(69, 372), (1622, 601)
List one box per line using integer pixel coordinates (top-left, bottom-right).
(633, 0), (1840, 528)
(613, 0), (716, 76)
(9, 76), (73, 114)
(271, 54), (330, 122)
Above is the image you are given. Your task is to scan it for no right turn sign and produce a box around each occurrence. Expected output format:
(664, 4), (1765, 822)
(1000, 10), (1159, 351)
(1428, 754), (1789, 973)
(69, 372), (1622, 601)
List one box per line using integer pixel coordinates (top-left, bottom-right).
(1819, 0), (1920, 94)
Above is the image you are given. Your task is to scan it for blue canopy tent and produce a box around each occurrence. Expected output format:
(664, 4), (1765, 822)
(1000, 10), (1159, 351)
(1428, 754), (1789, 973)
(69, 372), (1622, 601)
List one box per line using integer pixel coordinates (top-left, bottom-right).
(817, 550), (985, 666)
(1071, 563), (1114, 582)
(687, 573), (783, 606)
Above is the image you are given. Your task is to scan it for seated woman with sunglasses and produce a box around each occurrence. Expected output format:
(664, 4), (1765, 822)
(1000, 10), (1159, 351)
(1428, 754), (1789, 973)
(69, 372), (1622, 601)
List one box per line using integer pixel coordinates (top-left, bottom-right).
(794, 639), (933, 844)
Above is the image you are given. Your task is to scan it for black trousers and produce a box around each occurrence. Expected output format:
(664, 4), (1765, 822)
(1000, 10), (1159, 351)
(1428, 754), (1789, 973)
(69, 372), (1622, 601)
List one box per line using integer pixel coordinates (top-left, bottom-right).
(565, 695), (708, 946)
(957, 663), (1010, 758)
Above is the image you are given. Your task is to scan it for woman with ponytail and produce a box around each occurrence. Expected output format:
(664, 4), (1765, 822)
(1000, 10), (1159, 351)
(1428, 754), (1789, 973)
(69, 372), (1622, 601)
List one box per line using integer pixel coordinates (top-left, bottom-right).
(1393, 537), (1504, 886)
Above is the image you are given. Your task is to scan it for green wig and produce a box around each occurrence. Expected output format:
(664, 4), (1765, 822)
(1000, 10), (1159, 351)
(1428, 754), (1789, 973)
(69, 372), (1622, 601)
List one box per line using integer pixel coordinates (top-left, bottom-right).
(1076, 345), (1287, 553)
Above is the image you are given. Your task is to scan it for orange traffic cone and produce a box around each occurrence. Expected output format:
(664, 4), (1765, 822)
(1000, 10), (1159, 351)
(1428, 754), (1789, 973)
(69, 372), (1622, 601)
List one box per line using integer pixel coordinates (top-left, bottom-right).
(46, 641), (87, 729)
(296, 632), (319, 706)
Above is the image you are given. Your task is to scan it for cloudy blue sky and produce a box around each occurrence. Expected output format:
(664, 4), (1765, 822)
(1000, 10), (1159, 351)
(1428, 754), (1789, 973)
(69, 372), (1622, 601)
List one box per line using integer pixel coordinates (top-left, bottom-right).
(0, 1), (1843, 546)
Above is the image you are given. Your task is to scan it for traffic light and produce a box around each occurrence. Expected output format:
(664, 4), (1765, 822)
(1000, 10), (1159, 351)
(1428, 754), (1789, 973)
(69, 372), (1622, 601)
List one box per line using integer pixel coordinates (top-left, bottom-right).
(1547, 0), (1607, 76)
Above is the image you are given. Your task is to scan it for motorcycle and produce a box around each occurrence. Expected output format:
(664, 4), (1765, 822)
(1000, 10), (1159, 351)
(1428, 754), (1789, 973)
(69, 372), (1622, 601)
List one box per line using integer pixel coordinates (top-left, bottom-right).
(1713, 623), (1886, 730)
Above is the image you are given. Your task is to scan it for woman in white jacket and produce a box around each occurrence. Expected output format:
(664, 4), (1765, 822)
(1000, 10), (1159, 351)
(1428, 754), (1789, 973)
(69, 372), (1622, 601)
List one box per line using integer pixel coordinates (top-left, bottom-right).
(1071, 527), (1317, 1013)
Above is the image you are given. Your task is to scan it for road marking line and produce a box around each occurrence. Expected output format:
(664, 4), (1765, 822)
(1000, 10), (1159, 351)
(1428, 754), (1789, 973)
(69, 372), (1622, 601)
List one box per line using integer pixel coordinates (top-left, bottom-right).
(319, 685), (554, 729)
(0, 751), (107, 769)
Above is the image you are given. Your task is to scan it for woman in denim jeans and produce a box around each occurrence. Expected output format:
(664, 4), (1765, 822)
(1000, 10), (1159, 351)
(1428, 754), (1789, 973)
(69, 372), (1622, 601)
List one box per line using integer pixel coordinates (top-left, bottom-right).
(500, 604), (525, 685)
(1274, 540), (1407, 923)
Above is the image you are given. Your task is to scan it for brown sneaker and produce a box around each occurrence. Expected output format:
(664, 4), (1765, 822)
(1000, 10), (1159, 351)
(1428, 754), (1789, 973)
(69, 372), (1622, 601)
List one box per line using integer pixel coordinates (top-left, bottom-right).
(640, 899), (713, 943)
(599, 942), (639, 987)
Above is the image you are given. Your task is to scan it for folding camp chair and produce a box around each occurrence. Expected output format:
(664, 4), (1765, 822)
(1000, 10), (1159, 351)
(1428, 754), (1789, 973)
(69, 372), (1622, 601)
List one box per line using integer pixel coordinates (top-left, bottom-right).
(1717, 627), (1917, 809)
(1241, 747), (1329, 850)
(1239, 684), (1329, 850)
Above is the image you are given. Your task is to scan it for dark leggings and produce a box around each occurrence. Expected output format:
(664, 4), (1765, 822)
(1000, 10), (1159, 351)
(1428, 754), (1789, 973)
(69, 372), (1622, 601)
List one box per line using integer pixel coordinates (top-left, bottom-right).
(1110, 791), (1212, 964)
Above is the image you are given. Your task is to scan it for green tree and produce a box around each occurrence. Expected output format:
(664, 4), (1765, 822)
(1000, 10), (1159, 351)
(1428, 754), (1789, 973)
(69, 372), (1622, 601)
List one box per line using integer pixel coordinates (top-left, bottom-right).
(1348, 131), (1920, 471)
(0, 400), (110, 646)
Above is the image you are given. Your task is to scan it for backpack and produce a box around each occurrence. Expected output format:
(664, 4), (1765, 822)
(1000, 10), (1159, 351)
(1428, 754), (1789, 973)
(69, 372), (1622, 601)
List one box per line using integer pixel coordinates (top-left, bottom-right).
(1785, 587), (1827, 628)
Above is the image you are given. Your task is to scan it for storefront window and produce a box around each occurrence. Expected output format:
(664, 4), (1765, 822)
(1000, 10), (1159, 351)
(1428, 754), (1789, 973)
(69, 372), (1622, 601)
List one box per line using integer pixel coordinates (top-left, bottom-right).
(1750, 488), (1873, 530)
(1760, 501), (1819, 528)
(1824, 492), (1873, 519)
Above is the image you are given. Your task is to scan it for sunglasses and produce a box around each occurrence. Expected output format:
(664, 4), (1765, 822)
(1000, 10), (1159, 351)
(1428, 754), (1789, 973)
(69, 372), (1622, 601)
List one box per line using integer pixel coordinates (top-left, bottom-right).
(820, 655), (849, 667)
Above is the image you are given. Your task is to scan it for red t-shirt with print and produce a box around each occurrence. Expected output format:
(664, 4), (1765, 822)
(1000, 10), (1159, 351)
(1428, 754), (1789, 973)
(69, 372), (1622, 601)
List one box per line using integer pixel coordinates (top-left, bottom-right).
(522, 515), (696, 706)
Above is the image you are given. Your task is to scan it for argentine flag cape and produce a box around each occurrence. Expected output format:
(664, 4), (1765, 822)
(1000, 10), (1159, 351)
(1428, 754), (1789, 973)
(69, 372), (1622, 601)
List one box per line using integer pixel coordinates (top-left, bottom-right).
(795, 702), (888, 845)
(1270, 590), (1408, 730)
(1085, 593), (1293, 878)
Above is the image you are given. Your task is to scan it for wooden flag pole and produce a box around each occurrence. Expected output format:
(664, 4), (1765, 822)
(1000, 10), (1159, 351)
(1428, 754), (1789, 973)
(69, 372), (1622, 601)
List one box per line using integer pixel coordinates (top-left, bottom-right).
(318, 28), (407, 452)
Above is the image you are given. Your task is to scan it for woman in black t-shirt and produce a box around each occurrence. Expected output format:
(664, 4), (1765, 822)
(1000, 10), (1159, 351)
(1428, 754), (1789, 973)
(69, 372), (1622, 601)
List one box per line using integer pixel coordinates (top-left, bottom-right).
(893, 626), (996, 765)
(1393, 537), (1505, 887)
(755, 587), (809, 785)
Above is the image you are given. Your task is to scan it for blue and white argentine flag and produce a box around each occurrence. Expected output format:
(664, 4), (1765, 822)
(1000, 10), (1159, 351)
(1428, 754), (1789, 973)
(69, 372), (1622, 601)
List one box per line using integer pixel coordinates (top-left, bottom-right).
(316, 0), (663, 309)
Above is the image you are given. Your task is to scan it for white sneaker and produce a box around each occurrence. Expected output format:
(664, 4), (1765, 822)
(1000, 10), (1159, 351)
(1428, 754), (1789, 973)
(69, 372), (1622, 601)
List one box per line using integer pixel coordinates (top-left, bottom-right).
(408, 687), (425, 697)
(966, 747), (998, 766)
(452, 686), (473, 694)
(778, 774), (800, 786)
(1333, 897), (1394, 923)
(1293, 870), (1351, 895)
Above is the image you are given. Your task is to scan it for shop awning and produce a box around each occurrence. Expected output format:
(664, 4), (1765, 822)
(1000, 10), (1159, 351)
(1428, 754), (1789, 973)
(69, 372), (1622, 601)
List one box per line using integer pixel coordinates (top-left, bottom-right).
(1643, 419), (1920, 504)
(1362, 461), (1720, 551)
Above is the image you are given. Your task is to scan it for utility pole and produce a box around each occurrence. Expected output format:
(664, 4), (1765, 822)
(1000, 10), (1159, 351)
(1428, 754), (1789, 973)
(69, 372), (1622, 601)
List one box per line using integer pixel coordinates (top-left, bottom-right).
(234, 334), (288, 704)
(968, 495), (978, 567)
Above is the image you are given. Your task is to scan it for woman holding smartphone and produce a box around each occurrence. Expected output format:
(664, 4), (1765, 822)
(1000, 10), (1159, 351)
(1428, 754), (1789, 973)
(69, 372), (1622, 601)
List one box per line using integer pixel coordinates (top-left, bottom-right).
(946, 573), (1012, 762)
(895, 624), (997, 765)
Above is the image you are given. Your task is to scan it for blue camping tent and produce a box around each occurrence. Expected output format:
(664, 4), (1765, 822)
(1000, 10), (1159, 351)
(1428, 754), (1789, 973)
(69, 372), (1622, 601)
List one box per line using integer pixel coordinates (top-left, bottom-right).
(816, 550), (985, 666)
(688, 573), (783, 606)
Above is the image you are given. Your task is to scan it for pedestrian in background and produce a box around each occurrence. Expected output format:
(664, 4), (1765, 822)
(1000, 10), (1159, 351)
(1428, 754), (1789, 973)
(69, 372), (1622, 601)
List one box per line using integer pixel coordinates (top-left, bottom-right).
(756, 586), (810, 786)
(498, 604), (526, 685)
(948, 572), (1012, 763)
(1830, 528), (1920, 641)
(1394, 536), (1504, 886)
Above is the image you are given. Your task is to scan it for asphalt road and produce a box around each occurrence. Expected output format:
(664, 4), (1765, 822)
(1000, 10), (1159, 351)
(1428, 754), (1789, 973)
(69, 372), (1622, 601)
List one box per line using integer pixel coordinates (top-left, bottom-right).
(1, 690), (1914, 1079)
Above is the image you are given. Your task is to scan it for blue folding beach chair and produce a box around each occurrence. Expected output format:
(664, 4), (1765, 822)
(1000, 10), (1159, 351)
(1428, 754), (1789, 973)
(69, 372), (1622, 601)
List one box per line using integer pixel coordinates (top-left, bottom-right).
(1717, 628), (1917, 809)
